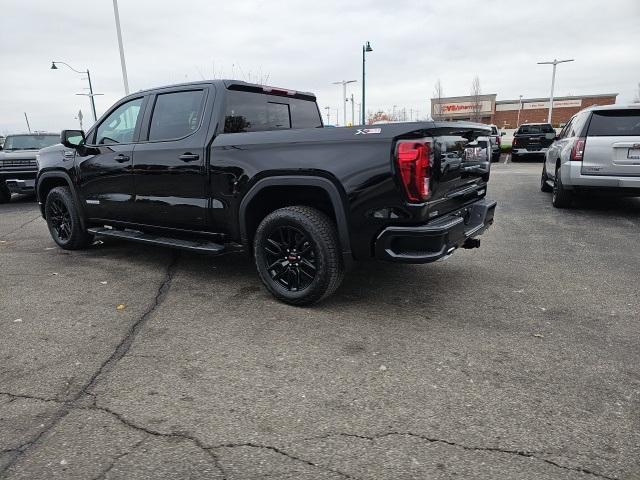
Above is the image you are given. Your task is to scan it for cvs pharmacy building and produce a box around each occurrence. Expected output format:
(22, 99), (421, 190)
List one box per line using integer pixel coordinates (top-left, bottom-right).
(431, 93), (617, 128)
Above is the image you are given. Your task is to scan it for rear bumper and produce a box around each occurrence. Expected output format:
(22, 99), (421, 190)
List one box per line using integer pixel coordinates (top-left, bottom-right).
(375, 199), (497, 263)
(561, 161), (640, 191)
(512, 148), (548, 155)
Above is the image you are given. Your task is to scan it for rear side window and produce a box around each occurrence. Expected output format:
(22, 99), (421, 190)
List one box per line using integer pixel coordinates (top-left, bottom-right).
(224, 91), (321, 133)
(587, 110), (640, 136)
(490, 126), (498, 135)
(517, 124), (555, 134)
(148, 90), (205, 141)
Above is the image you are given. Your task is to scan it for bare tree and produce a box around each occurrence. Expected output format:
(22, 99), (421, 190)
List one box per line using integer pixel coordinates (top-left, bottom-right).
(432, 79), (444, 120)
(470, 76), (482, 123)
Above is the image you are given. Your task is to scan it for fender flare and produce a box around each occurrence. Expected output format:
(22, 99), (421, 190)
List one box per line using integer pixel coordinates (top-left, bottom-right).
(37, 171), (87, 229)
(239, 175), (352, 260)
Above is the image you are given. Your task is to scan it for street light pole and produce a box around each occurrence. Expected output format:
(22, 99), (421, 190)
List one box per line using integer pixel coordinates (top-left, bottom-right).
(324, 106), (330, 125)
(51, 61), (100, 122)
(112, 0), (130, 95)
(333, 80), (357, 127)
(538, 58), (574, 124)
(350, 94), (355, 126)
(361, 41), (372, 125)
(516, 94), (523, 127)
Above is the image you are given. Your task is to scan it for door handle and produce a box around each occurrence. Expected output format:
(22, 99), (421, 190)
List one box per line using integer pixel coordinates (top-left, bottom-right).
(179, 153), (200, 162)
(114, 154), (130, 163)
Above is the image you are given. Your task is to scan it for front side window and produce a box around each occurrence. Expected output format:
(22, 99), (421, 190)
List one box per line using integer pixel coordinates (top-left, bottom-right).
(95, 98), (143, 144)
(148, 90), (205, 141)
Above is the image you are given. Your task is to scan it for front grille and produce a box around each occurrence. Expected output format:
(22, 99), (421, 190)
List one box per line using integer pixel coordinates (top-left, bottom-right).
(1, 159), (36, 167)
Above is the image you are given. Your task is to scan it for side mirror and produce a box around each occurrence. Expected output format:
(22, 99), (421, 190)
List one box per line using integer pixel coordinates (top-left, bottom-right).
(60, 129), (85, 149)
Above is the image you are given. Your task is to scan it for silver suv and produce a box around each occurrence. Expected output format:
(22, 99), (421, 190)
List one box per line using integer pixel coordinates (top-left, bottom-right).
(540, 105), (640, 207)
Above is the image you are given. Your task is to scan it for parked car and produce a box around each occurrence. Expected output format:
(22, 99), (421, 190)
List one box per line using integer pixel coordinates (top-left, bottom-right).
(511, 123), (555, 161)
(488, 124), (501, 161)
(36, 80), (496, 305)
(541, 104), (640, 207)
(0, 132), (60, 203)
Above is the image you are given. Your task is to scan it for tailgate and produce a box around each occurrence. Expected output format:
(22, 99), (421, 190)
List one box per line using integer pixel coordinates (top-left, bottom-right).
(582, 109), (640, 176)
(429, 126), (491, 216)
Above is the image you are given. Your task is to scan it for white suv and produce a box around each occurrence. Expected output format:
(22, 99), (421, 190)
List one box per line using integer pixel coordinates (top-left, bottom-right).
(540, 105), (640, 208)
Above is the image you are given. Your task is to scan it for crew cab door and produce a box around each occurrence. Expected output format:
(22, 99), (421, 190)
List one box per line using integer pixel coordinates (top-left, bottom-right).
(581, 108), (640, 176)
(76, 96), (146, 221)
(131, 87), (212, 229)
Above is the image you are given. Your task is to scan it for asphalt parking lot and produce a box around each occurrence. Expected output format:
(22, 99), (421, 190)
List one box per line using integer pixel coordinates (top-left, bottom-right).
(1, 159), (639, 480)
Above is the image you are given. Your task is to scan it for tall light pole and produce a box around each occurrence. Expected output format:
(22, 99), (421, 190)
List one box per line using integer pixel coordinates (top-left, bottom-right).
(51, 61), (100, 122)
(324, 106), (331, 125)
(350, 93), (355, 126)
(112, 0), (130, 95)
(333, 79), (357, 127)
(361, 41), (372, 125)
(516, 94), (523, 127)
(538, 58), (574, 124)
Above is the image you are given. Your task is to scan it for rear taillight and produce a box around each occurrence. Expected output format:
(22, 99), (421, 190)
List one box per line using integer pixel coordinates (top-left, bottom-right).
(570, 137), (586, 161)
(512, 137), (518, 147)
(395, 139), (430, 202)
(496, 135), (501, 146)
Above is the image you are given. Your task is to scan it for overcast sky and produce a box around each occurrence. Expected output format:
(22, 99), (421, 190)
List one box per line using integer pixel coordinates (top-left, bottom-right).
(1, 0), (639, 133)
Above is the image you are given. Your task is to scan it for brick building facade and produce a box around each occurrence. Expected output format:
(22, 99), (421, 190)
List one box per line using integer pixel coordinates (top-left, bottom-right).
(431, 93), (618, 128)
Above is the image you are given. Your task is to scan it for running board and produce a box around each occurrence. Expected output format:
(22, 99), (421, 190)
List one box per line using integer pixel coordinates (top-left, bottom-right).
(88, 227), (225, 254)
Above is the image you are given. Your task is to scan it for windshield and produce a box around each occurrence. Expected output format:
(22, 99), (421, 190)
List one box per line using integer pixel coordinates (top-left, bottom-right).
(517, 124), (555, 134)
(3, 135), (59, 151)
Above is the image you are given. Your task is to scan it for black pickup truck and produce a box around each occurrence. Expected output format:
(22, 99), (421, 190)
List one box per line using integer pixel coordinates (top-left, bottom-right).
(511, 123), (556, 160)
(36, 80), (496, 304)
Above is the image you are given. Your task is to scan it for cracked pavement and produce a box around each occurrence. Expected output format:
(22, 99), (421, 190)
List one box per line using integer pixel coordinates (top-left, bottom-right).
(1, 161), (639, 479)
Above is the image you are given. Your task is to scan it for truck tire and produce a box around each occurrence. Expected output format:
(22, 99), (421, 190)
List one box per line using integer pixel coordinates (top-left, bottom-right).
(552, 166), (572, 208)
(45, 186), (93, 249)
(540, 164), (553, 192)
(0, 183), (11, 203)
(253, 206), (344, 305)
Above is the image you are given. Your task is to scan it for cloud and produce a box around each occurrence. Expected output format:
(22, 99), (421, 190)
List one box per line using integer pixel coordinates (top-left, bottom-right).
(1, 0), (638, 132)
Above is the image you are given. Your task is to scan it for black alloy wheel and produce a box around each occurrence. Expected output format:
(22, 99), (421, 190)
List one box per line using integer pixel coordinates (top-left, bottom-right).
(263, 225), (316, 292)
(47, 197), (72, 243)
(44, 186), (93, 250)
(253, 206), (344, 305)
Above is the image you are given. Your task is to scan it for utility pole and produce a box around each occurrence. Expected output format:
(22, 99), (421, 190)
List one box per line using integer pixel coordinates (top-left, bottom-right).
(24, 113), (31, 133)
(112, 0), (130, 94)
(77, 110), (84, 130)
(361, 41), (372, 125)
(51, 62), (101, 122)
(350, 94), (355, 126)
(333, 80), (357, 127)
(538, 58), (574, 124)
(324, 106), (330, 125)
(516, 94), (523, 127)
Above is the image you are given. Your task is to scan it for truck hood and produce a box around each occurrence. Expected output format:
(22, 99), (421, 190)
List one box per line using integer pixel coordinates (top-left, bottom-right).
(0, 149), (40, 161)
